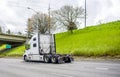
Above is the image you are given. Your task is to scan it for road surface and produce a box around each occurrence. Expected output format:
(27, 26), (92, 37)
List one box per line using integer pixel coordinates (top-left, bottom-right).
(0, 58), (120, 77)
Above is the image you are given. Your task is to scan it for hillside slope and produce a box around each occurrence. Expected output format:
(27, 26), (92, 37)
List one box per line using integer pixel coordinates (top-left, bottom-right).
(56, 21), (120, 57)
(0, 45), (25, 57)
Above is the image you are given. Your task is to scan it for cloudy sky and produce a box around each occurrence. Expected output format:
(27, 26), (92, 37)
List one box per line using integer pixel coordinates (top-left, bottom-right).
(0, 0), (120, 33)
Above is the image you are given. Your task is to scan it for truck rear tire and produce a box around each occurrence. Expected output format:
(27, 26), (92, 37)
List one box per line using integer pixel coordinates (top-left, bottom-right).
(58, 57), (64, 64)
(51, 57), (57, 63)
(67, 56), (74, 63)
(51, 56), (64, 64)
(67, 57), (71, 63)
(44, 56), (51, 63)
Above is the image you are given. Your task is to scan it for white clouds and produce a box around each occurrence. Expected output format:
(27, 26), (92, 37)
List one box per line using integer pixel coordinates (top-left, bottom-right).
(0, 0), (120, 33)
(110, 0), (120, 16)
(86, 0), (120, 25)
(0, 0), (28, 33)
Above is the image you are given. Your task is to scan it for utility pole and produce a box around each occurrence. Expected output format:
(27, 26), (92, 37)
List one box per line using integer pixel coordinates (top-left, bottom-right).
(85, 0), (87, 27)
(48, 3), (51, 34)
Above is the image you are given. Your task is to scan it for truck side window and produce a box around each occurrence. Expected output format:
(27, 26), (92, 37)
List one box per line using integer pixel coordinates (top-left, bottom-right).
(33, 43), (37, 47)
(33, 38), (36, 41)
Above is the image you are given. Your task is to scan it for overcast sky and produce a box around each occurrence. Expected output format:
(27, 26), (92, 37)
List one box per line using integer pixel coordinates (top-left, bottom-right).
(0, 0), (120, 33)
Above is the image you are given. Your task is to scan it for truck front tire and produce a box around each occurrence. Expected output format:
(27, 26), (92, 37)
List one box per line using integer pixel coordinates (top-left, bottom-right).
(24, 55), (28, 62)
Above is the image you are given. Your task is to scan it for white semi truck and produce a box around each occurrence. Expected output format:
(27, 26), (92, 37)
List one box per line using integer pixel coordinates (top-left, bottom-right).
(23, 33), (73, 63)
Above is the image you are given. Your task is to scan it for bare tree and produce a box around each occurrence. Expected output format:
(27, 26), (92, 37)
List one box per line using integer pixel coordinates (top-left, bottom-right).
(52, 5), (84, 33)
(30, 13), (55, 34)
(26, 18), (34, 38)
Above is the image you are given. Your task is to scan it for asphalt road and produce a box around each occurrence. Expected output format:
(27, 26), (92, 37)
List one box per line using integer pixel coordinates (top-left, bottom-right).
(0, 58), (120, 77)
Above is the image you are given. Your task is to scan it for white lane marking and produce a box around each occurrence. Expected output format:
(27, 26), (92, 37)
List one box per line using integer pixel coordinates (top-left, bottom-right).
(51, 73), (73, 77)
(96, 67), (109, 70)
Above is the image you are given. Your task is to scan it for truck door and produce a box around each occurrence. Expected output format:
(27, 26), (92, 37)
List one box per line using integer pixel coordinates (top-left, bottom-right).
(30, 37), (38, 55)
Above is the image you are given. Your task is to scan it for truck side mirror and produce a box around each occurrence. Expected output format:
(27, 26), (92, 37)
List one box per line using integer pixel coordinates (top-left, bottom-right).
(25, 44), (30, 50)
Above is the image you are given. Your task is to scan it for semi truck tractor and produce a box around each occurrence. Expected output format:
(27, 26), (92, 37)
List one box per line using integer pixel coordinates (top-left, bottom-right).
(23, 33), (73, 64)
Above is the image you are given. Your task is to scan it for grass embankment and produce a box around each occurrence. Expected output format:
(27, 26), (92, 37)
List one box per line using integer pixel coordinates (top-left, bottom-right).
(56, 21), (120, 57)
(0, 45), (25, 57)
(0, 44), (6, 51)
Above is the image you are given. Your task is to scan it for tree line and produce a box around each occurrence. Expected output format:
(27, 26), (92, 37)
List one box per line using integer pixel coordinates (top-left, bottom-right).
(0, 26), (22, 35)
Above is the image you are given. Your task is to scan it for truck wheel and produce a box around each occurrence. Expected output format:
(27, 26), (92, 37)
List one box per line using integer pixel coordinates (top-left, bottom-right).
(67, 57), (72, 63)
(58, 57), (64, 64)
(51, 57), (57, 63)
(24, 55), (28, 62)
(44, 56), (50, 63)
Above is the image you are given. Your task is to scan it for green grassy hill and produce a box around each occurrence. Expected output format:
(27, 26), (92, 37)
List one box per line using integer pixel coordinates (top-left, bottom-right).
(56, 21), (120, 57)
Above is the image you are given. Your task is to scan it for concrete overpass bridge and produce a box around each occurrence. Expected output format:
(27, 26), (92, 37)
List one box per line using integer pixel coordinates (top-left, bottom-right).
(0, 33), (26, 45)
